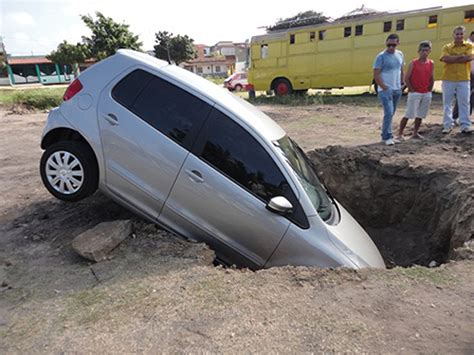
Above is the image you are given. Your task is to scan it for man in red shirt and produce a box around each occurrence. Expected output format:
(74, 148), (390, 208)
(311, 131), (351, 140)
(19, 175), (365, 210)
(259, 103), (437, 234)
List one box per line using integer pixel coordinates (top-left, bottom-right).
(397, 41), (434, 140)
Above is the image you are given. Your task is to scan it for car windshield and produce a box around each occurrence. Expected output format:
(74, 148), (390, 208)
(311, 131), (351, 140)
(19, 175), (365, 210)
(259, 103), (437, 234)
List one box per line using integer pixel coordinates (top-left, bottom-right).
(273, 136), (333, 221)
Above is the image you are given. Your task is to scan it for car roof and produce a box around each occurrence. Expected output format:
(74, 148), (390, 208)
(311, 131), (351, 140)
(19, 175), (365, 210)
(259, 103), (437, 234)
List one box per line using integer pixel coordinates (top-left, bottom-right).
(116, 50), (286, 142)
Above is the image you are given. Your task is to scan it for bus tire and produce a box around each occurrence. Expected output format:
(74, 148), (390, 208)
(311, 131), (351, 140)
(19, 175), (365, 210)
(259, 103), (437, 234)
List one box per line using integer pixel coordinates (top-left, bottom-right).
(272, 78), (293, 96)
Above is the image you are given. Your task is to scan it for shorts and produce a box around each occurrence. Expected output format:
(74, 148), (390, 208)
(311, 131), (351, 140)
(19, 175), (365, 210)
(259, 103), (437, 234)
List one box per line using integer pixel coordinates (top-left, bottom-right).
(404, 92), (432, 119)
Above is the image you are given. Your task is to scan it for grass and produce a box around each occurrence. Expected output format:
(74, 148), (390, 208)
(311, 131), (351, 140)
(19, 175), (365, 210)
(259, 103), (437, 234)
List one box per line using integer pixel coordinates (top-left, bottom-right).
(248, 92), (379, 107)
(205, 75), (225, 85)
(0, 87), (64, 110)
(392, 265), (458, 285)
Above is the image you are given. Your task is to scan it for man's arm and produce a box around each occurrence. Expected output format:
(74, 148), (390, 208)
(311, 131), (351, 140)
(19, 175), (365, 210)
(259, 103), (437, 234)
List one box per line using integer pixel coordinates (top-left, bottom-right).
(400, 65), (405, 87)
(373, 68), (387, 91)
(440, 55), (472, 63)
(404, 61), (414, 92)
(429, 60), (434, 92)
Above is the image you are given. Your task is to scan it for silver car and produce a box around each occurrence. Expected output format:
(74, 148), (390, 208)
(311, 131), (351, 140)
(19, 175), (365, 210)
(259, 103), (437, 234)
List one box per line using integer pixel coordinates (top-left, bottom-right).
(40, 50), (385, 270)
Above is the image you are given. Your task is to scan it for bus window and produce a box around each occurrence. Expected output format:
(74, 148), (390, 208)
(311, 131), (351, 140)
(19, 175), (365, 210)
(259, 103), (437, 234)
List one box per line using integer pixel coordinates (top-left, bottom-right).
(428, 15), (438, 28)
(396, 19), (405, 31)
(260, 44), (268, 59)
(344, 27), (351, 37)
(319, 30), (326, 40)
(355, 25), (363, 36)
(290, 34), (295, 44)
(309, 32), (315, 42)
(465, 10), (474, 23)
(383, 21), (392, 32)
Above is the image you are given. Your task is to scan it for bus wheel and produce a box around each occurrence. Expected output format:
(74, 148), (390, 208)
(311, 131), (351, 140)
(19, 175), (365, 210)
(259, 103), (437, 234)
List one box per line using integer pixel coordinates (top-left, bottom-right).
(273, 78), (293, 96)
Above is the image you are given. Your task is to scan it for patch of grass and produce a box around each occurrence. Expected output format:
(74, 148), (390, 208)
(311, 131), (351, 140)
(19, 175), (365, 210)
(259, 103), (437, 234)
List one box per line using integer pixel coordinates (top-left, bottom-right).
(248, 92), (378, 107)
(205, 75), (225, 86)
(249, 93), (324, 106)
(0, 87), (64, 110)
(393, 265), (458, 285)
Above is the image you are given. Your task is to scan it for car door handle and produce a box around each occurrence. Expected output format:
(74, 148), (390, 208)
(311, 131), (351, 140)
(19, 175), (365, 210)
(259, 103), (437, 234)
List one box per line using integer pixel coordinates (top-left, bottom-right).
(186, 169), (204, 183)
(103, 113), (119, 126)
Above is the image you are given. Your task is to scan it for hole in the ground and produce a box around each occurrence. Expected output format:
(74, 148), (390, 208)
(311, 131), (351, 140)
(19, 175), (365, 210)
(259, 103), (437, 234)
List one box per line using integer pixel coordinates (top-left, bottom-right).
(310, 146), (473, 268)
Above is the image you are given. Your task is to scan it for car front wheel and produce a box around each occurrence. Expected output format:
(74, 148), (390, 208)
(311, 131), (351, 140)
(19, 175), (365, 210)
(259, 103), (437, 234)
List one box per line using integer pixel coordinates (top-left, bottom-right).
(40, 141), (98, 202)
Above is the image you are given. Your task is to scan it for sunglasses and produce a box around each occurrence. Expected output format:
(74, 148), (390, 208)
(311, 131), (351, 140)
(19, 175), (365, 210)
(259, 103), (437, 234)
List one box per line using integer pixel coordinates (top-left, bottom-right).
(387, 43), (398, 48)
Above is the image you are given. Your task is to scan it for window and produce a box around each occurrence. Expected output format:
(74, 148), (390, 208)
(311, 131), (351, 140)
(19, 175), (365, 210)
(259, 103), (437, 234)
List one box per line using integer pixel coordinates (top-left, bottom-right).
(428, 15), (438, 28)
(215, 66), (221, 73)
(309, 31), (315, 41)
(344, 26), (351, 37)
(260, 44), (268, 59)
(465, 10), (474, 23)
(396, 19), (405, 31)
(38, 63), (58, 76)
(290, 34), (295, 44)
(319, 30), (326, 40)
(274, 136), (334, 222)
(112, 69), (154, 110)
(199, 109), (309, 228)
(355, 25), (363, 36)
(113, 70), (211, 149)
(383, 21), (392, 32)
(197, 67), (203, 74)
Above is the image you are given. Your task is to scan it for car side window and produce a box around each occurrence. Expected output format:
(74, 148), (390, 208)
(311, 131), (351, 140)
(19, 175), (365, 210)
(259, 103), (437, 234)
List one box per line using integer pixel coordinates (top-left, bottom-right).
(112, 69), (212, 150)
(198, 109), (309, 229)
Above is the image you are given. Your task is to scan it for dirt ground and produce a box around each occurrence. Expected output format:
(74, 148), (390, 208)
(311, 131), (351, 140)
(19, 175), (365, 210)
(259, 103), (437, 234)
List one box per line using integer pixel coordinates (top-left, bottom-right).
(1, 94), (473, 353)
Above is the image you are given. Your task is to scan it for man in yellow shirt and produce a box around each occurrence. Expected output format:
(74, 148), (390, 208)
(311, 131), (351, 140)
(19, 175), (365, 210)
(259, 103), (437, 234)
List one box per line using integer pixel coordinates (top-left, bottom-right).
(440, 26), (473, 134)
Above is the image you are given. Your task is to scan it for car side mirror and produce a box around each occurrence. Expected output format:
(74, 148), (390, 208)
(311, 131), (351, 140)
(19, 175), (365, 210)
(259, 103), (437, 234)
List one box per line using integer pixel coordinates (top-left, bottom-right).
(266, 196), (293, 215)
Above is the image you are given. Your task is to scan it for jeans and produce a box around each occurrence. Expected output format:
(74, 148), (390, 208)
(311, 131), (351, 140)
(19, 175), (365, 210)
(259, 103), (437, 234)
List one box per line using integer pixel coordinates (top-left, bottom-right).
(378, 89), (402, 140)
(442, 80), (472, 130)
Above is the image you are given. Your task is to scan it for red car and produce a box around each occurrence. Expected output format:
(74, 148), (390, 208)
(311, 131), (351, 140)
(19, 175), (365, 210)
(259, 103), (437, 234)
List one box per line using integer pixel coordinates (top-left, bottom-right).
(223, 72), (248, 91)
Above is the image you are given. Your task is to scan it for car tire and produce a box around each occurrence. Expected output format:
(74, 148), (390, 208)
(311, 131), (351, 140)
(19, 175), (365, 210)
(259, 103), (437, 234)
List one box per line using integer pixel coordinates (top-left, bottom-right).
(234, 84), (243, 92)
(40, 141), (98, 202)
(273, 78), (293, 96)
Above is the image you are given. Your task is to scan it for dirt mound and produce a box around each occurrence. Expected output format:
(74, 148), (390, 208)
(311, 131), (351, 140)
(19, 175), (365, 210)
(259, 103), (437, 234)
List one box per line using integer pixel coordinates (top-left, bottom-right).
(309, 123), (474, 267)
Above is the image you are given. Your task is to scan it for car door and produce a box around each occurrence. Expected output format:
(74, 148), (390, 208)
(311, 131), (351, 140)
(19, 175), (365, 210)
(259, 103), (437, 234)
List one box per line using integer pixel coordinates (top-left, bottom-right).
(159, 107), (308, 268)
(98, 68), (212, 219)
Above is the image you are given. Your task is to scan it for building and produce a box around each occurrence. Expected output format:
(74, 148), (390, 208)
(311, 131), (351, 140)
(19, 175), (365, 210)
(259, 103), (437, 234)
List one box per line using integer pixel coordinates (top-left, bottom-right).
(182, 41), (249, 77)
(4, 55), (95, 86)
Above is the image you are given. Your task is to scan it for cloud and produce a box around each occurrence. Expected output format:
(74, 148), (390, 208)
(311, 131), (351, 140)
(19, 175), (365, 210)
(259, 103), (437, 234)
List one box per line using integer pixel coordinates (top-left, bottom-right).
(10, 11), (36, 26)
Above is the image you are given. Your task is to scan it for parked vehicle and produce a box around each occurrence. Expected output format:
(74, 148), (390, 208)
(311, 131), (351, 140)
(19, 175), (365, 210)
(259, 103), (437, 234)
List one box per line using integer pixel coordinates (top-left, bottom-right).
(39, 49), (385, 270)
(223, 72), (248, 91)
(247, 5), (474, 95)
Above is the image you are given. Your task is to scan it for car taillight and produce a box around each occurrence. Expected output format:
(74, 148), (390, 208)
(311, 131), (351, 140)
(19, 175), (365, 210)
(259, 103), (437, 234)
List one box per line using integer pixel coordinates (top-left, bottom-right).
(63, 79), (83, 101)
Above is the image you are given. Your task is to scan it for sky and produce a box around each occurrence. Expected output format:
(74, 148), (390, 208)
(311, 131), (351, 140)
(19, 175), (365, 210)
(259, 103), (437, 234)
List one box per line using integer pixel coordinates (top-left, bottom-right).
(1, 0), (473, 56)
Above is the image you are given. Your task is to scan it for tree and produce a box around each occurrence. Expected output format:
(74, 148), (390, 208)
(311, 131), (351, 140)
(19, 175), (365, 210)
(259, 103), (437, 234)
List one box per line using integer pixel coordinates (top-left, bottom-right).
(81, 12), (142, 60)
(267, 11), (329, 32)
(47, 41), (88, 76)
(154, 31), (196, 65)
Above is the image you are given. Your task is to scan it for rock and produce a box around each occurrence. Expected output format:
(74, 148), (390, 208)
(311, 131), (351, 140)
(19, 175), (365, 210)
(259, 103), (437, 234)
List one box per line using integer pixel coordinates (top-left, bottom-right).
(72, 220), (132, 262)
(32, 235), (41, 242)
(428, 260), (437, 268)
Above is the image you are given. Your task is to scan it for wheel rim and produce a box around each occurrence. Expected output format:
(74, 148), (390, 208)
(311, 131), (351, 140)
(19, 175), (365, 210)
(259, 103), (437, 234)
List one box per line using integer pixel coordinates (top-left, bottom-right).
(276, 82), (288, 96)
(45, 151), (84, 195)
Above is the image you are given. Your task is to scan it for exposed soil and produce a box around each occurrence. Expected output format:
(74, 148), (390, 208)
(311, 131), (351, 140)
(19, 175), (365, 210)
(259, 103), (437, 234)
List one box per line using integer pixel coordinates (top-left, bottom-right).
(1, 96), (473, 353)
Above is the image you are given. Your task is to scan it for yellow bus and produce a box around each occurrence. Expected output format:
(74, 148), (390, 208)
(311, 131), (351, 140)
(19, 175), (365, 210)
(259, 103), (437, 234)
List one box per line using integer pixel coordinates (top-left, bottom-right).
(248, 5), (474, 95)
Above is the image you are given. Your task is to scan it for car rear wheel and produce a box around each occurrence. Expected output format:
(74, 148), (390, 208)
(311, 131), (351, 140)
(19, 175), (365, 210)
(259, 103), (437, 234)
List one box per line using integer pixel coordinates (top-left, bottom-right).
(273, 78), (293, 96)
(40, 141), (98, 202)
(234, 84), (243, 92)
